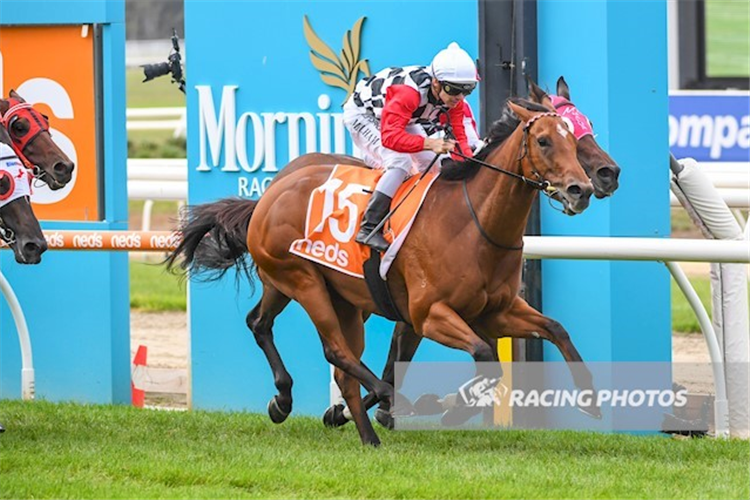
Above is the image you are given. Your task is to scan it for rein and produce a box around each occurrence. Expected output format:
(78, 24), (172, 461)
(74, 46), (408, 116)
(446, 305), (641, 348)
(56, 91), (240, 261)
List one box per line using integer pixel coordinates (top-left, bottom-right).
(451, 111), (564, 250)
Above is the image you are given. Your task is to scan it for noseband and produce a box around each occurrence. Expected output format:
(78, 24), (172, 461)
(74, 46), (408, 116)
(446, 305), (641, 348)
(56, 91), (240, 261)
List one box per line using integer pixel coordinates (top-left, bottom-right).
(456, 111), (569, 250)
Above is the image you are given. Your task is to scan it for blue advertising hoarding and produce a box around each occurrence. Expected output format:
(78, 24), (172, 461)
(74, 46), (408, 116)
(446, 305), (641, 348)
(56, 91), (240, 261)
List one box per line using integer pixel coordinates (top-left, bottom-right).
(537, 0), (671, 365)
(669, 91), (750, 162)
(186, 0), (480, 414)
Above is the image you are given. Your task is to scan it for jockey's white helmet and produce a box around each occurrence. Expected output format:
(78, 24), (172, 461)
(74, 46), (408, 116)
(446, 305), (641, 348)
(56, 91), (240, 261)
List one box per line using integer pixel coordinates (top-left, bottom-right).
(429, 42), (478, 84)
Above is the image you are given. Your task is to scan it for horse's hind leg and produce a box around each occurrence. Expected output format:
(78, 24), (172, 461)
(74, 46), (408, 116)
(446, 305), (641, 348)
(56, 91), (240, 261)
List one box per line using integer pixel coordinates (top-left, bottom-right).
(246, 283), (293, 423)
(373, 322), (423, 428)
(327, 322), (422, 430)
(325, 298), (380, 446)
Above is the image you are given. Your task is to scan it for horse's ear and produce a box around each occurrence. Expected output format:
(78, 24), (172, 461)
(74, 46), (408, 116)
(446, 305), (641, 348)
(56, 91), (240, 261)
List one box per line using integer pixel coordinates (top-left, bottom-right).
(526, 76), (545, 101)
(9, 89), (24, 102)
(527, 77), (554, 111)
(508, 101), (533, 124)
(556, 76), (571, 100)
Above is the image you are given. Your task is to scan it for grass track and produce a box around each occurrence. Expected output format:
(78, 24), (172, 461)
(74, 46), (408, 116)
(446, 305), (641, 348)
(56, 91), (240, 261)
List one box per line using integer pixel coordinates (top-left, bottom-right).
(0, 401), (748, 499)
(706, 0), (750, 77)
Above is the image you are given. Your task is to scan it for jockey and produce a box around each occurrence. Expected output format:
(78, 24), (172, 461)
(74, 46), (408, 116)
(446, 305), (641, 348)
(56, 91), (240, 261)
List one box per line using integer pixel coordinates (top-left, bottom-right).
(343, 42), (478, 252)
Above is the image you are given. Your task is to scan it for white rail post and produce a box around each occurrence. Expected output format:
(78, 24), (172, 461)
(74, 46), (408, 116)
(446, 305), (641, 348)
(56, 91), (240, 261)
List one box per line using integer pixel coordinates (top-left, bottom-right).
(0, 270), (34, 400)
(666, 262), (729, 438)
(671, 156), (749, 439)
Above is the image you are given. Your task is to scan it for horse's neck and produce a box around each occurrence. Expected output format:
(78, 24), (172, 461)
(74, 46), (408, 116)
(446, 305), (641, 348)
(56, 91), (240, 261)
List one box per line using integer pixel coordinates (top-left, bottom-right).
(0, 127), (11, 148)
(468, 128), (537, 246)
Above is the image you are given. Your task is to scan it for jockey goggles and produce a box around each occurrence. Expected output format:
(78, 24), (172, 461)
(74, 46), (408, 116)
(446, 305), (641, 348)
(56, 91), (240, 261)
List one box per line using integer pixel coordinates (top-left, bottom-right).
(441, 81), (476, 96)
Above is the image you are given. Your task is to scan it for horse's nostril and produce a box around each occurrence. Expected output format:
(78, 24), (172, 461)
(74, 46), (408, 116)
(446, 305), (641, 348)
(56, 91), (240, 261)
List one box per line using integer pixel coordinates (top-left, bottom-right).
(567, 184), (583, 198)
(54, 162), (74, 176)
(24, 242), (40, 255)
(597, 165), (620, 183)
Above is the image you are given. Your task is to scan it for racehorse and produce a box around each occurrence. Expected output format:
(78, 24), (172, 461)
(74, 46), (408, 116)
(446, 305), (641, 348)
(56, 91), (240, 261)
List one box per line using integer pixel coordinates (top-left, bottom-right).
(540, 77), (619, 198)
(168, 98), (596, 445)
(0, 125), (52, 434)
(190, 76), (617, 429)
(0, 126), (47, 264)
(0, 90), (75, 190)
(327, 76), (622, 428)
(0, 92), (72, 433)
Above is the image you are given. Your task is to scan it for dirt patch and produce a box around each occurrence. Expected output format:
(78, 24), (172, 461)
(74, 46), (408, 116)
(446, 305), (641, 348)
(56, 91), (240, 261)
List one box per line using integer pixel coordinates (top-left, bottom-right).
(130, 310), (187, 369)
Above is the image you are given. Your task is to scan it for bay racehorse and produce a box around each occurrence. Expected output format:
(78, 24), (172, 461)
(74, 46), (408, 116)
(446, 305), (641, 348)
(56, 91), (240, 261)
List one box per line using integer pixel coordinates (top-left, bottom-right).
(193, 76), (617, 429)
(329, 76), (622, 428)
(0, 123), (52, 434)
(0, 92), (73, 432)
(0, 90), (75, 190)
(168, 98), (597, 445)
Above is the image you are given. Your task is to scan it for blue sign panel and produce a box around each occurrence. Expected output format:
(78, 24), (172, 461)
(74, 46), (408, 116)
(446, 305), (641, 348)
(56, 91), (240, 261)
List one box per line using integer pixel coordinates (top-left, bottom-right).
(669, 92), (750, 162)
(538, 0), (671, 367)
(186, 0), (479, 414)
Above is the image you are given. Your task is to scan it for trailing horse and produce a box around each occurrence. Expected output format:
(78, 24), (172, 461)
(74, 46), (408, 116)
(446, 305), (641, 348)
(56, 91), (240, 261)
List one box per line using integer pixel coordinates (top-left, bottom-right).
(168, 98), (597, 446)
(0, 126), (48, 264)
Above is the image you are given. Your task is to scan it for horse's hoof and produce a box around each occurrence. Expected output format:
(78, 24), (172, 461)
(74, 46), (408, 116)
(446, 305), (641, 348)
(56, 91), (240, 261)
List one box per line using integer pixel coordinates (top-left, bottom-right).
(364, 435), (382, 447)
(413, 393), (443, 415)
(267, 395), (291, 424)
(392, 392), (415, 416)
(374, 408), (394, 430)
(440, 405), (482, 427)
(322, 404), (348, 428)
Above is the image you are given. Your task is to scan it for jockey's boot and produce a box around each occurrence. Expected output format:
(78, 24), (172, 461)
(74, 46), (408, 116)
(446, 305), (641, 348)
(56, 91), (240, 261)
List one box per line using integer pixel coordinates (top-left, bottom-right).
(355, 191), (392, 253)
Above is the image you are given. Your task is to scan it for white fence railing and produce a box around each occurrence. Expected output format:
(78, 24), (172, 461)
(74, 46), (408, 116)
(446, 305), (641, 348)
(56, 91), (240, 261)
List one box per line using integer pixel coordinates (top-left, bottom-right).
(125, 157), (749, 230)
(126, 107), (185, 138)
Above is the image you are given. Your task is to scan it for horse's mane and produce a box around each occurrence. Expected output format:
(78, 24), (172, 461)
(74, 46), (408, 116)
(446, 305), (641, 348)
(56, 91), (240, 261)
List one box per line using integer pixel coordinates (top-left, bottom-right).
(440, 98), (550, 181)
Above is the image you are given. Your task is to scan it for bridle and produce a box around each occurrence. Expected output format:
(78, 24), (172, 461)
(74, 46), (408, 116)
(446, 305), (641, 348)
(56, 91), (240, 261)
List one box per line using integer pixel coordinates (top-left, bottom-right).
(0, 98), (53, 184)
(448, 111), (568, 250)
(0, 214), (17, 246)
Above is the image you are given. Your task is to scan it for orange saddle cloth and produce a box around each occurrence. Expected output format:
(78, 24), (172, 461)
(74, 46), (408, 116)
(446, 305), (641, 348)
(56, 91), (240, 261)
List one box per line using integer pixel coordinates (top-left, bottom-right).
(289, 164), (440, 279)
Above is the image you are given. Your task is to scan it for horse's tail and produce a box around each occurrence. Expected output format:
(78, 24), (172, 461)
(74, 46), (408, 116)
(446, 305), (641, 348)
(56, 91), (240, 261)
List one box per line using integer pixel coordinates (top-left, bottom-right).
(165, 197), (258, 284)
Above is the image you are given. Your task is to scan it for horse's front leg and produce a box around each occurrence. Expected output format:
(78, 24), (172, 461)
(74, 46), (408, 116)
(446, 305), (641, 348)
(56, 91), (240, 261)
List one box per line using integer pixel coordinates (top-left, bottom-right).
(412, 302), (500, 426)
(481, 296), (601, 419)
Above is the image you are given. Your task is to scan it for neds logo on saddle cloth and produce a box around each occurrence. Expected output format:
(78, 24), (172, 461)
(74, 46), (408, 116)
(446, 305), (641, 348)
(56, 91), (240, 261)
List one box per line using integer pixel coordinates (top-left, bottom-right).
(289, 165), (439, 279)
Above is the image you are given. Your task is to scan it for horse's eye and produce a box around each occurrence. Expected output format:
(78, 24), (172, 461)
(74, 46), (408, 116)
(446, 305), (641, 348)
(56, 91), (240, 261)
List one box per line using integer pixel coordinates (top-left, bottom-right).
(11, 119), (30, 137)
(537, 136), (550, 148)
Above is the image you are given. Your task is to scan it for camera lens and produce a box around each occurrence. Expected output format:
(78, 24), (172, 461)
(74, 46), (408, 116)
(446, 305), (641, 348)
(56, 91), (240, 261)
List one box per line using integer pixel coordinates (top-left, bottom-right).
(141, 62), (172, 82)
